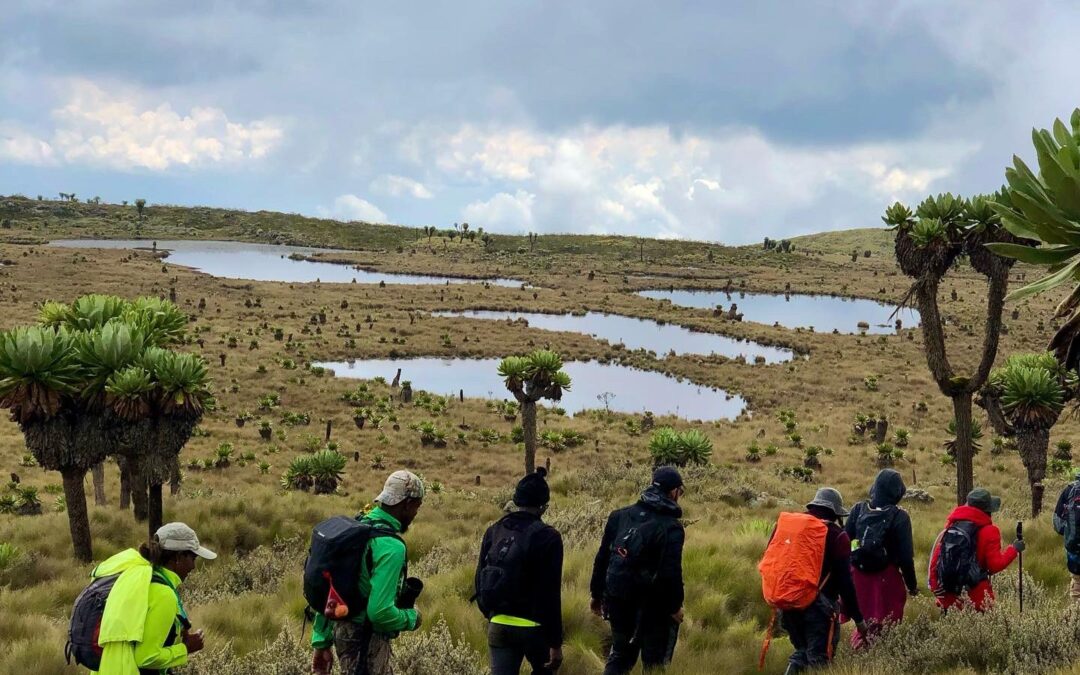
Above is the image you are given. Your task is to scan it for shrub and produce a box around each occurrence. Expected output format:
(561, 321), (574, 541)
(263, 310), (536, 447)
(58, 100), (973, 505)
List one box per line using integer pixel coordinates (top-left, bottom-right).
(648, 428), (713, 467)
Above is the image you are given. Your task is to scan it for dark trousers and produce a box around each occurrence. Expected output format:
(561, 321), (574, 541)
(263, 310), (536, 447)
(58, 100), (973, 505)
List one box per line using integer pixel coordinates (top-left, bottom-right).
(603, 603), (679, 675)
(779, 595), (840, 675)
(488, 622), (553, 675)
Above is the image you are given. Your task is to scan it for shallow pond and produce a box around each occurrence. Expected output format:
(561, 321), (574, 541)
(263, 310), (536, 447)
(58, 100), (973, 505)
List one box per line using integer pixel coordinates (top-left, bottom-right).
(49, 239), (526, 287)
(637, 289), (920, 334)
(432, 310), (793, 363)
(314, 357), (745, 421)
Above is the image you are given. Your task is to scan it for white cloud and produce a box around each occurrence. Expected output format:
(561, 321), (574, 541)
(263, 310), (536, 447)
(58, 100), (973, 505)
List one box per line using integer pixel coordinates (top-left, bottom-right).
(410, 122), (971, 242)
(318, 194), (388, 223)
(0, 80), (283, 171)
(0, 124), (55, 165)
(369, 174), (433, 199)
(462, 190), (535, 231)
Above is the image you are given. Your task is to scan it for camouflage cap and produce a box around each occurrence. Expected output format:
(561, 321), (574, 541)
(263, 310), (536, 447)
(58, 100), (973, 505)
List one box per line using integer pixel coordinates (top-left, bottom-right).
(376, 470), (425, 506)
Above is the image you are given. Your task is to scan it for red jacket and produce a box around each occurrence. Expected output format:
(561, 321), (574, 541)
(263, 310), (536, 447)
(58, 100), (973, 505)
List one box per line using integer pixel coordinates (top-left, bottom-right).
(928, 505), (1018, 611)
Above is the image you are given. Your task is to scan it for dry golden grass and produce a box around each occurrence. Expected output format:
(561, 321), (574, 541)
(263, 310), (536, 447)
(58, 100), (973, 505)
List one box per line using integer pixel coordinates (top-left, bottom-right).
(0, 197), (1076, 674)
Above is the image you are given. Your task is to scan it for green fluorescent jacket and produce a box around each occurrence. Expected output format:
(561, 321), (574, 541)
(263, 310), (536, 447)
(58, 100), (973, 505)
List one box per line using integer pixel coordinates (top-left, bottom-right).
(311, 507), (419, 649)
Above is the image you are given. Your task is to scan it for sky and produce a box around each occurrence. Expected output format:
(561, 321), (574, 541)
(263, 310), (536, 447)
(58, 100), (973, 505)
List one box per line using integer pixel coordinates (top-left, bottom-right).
(0, 1), (1075, 244)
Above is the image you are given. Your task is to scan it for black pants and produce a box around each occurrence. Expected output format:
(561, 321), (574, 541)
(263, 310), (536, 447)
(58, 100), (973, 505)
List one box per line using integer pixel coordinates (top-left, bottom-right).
(488, 622), (553, 675)
(779, 595), (840, 675)
(603, 604), (679, 675)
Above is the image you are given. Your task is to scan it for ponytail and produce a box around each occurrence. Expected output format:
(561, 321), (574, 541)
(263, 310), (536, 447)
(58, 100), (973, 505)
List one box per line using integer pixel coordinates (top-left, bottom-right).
(139, 535), (180, 567)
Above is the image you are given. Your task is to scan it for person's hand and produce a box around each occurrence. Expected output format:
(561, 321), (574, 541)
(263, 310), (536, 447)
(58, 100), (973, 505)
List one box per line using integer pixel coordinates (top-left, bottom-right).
(413, 609), (423, 630)
(671, 607), (685, 624)
(544, 646), (564, 670)
(182, 629), (204, 655)
(590, 598), (604, 618)
(311, 647), (334, 675)
(855, 621), (868, 637)
(1012, 539), (1027, 553)
(909, 587), (920, 597)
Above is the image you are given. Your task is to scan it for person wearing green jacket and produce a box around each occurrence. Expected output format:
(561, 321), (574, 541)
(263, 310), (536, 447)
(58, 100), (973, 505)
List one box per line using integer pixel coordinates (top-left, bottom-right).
(93, 522), (216, 674)
(312, 470), (426, 675)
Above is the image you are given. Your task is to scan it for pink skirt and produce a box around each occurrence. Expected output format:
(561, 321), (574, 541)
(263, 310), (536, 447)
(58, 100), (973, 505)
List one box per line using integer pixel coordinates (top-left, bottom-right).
(843, 564), (908, 649)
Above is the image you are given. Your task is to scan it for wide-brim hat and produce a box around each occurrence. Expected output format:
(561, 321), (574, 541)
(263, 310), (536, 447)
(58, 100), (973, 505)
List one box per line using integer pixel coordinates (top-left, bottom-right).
(806, 487), (848, 517)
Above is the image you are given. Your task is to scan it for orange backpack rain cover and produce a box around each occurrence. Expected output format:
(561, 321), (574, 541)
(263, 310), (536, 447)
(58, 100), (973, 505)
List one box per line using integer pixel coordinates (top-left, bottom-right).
(758, 512), (829, 610)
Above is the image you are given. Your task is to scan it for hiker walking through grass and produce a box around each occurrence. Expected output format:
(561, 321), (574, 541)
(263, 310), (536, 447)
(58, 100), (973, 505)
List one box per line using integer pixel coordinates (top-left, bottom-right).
(590, 466), (686, 674)
(759, 487), (865, 674)
(475, 467), (564, 674)
(309, 470), (425, 675)
(842, 469), (919, 648)
(70, 522), (216, 675)
(1052, 474), (1080, 600)
(929, 488), (1022, 612)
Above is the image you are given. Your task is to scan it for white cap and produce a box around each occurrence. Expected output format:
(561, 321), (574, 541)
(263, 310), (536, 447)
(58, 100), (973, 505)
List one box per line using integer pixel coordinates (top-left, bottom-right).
(155, 522), (217, 560)
(376, 470), (425, 506)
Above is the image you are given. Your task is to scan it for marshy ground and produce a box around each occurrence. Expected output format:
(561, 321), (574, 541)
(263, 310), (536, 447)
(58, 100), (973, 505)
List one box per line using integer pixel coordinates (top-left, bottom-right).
(0, 196), (1077, 674)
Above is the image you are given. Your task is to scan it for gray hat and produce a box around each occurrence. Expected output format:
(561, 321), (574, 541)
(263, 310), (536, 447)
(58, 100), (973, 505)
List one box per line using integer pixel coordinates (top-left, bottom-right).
(376, 470), (425, 506)
(966, 488), (1001, 514)
(155, 522), (217, 560)
(806, 487), (848, 517)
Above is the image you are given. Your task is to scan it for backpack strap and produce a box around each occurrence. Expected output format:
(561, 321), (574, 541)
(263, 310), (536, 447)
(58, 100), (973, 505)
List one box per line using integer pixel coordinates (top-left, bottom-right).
(758, 608), (777, 671)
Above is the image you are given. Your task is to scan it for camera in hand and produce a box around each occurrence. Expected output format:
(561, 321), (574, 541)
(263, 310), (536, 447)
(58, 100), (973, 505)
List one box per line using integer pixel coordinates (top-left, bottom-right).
(397, 577), (424, 609)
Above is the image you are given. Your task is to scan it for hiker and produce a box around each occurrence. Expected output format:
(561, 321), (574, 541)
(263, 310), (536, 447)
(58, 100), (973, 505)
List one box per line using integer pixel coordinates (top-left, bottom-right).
(760, 487), (865, 674)
(1052, 473), (1080, 600)
(843, 469), (919, 648)
(590, 466), (686, 674)
(475, 468), (564, 674)
(928, 488), (1022, 612)
(77, 522), (216, 675)
(310, 470), (425, 675)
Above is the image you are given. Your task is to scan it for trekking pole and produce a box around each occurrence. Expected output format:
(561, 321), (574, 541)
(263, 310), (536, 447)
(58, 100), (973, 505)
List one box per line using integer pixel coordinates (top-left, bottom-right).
(1016, 520), (1024, 614)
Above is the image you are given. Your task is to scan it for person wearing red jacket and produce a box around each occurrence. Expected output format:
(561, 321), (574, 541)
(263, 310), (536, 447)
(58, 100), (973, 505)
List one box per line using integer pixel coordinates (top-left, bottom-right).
(928, 488), (1024, 611)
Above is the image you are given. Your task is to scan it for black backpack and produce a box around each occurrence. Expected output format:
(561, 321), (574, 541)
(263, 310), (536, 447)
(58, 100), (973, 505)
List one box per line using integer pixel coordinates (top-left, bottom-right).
(1063, 483), (1080, 555)
(475, 517), (544, 618)
(850, 504), (898, 573)
(66, 571), (189, 670)
(604, 508), (668, 599)
(934, 520), (987, 594)
(303, 515), (402, 621)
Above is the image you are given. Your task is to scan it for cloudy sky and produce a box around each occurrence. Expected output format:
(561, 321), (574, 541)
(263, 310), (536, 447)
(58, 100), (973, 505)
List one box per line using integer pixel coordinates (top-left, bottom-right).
(0, 1), (1074, 243)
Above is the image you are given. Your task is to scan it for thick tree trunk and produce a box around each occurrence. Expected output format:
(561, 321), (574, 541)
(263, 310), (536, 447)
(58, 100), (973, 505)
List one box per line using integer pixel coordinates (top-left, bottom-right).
(1017, 428), (1049, 517)
(148, 483), (163, 538)
(522, 401), (537, 475)
(119, 463), (131, 510)
(92, 462), (107, 506)
(914, 276), (954, 389)
(61, 467), (93, 563)
(952, 394), (975, 506)
(130, 462), (149, 521)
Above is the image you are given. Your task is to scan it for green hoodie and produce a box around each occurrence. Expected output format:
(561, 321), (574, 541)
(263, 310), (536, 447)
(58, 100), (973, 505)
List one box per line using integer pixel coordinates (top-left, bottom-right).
(311, 507), (419, 649)
(91, 548), (188, 674)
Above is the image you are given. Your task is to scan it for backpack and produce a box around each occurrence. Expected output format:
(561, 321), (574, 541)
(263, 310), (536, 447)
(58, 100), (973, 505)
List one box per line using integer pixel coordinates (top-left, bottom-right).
(757, 512), (830, 670)
(303, 515), (402, 621)
(66, 571), (188, 670)
(475, 517), (545, 617)
(603, 507), (669, 599)
(758, 512), (829, 611)
(934, 520), (987, 595)
(1063, 483), (1080, 555)
(850, 504), (898, 574)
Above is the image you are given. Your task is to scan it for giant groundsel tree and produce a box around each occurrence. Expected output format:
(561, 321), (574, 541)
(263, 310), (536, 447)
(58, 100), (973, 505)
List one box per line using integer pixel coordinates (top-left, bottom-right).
(0, 294), (210, 560)
(498, 350), (571, 475)
(886, 192), (1022, 504)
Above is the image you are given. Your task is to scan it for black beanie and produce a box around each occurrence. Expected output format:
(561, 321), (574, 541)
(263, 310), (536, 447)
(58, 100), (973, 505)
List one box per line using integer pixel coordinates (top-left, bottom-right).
(513, 468), (550, 508)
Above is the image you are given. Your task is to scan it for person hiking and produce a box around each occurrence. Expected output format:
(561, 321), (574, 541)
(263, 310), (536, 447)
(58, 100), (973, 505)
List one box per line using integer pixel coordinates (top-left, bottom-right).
(475, 468), (564, 674)
(843, 469), (918, 648)
(81, 522), (216, 675)
(759, 487), (865, 674)
(928, 487), (1022, 612)
(590, 466), (685, 674)
(1053, 471), (1080, 600)
(311, 470), (425, 675)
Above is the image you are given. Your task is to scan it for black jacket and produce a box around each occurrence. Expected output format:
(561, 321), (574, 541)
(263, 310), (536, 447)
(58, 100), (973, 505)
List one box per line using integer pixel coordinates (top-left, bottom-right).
(590, 486), (685, 615)
(475, 511), (564, 648)
(844, 468), (918, 593)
